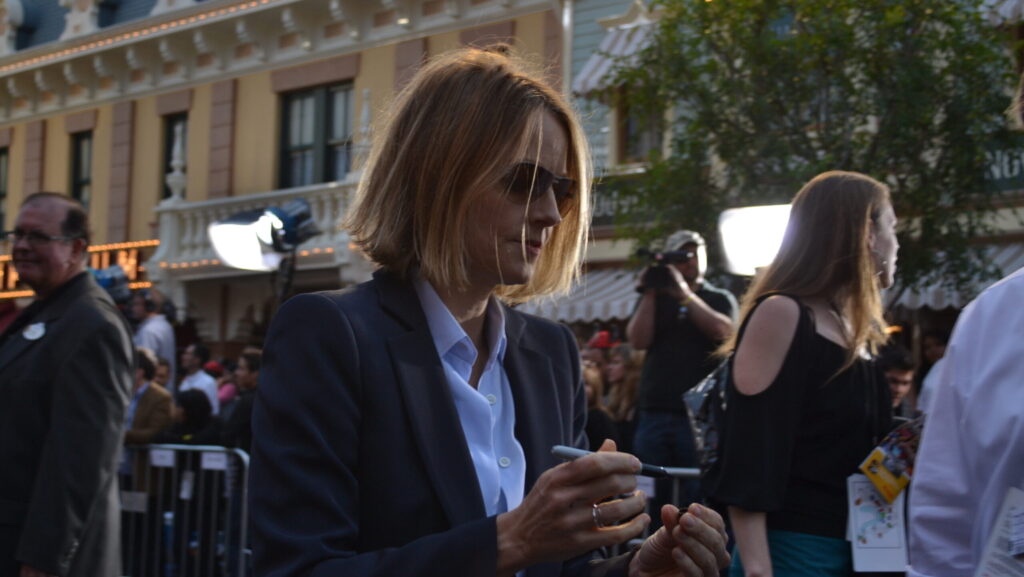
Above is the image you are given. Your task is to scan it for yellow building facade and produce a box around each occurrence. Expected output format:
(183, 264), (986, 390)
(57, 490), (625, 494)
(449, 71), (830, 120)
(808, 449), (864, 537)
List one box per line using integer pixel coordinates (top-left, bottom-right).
(0, 0), (569, 353)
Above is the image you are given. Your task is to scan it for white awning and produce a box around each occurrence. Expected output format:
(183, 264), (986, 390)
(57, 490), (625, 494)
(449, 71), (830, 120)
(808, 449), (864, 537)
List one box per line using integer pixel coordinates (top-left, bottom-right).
(888, 243), (1024, 310)
(517, 269), (639, 323)
(572, 24), (652, 95)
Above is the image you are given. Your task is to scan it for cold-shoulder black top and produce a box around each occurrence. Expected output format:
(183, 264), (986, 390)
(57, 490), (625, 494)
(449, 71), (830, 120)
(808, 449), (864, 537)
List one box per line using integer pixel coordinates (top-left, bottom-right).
(706, 295), (892, 539)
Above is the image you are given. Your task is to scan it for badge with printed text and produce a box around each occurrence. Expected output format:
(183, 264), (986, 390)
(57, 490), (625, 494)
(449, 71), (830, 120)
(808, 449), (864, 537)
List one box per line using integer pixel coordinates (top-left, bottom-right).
(22, 322), (45, 341)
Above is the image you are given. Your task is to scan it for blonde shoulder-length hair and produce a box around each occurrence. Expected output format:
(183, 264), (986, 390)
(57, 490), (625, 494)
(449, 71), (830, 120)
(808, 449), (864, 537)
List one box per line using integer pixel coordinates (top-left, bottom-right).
(345, 45), (592, 303)
(721, 170), (892, 373)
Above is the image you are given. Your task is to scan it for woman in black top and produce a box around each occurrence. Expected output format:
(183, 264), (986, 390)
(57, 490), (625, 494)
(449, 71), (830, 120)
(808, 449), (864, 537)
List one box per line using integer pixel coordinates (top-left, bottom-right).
(708, 171), (899, 577)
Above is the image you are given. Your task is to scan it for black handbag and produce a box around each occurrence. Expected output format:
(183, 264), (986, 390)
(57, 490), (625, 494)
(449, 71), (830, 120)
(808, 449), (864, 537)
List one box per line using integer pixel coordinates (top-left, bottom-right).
(683, 355), (731, 473)
(683, 293), (784, 474)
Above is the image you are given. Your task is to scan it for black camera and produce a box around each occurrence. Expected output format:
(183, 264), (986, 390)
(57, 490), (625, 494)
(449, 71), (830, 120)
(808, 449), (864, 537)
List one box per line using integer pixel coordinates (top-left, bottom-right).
(635, 247), (695, 292)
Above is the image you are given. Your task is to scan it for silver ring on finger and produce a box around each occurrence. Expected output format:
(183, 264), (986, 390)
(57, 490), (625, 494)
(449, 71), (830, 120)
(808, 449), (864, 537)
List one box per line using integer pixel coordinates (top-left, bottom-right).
(592, 503), (605, 529)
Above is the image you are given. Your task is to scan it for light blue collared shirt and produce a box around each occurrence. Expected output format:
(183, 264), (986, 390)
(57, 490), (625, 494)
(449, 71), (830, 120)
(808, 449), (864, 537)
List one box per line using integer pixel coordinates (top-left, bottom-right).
(413, 276), (526, 517)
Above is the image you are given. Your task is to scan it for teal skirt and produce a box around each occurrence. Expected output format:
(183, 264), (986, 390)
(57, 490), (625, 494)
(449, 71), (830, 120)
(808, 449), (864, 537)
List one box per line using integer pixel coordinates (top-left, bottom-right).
(728, 530), (851, 577)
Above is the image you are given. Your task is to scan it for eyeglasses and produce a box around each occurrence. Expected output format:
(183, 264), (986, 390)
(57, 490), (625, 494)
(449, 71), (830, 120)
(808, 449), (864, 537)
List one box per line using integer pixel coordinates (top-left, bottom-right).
(1, 229), (79, 247)
(502, 162), (575, 208)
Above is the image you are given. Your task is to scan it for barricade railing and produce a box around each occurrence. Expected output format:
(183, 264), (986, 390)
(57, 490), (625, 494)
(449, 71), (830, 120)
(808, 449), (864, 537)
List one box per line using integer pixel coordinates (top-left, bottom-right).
(118, 444), (250, 577)
(619, 466), (703, 552)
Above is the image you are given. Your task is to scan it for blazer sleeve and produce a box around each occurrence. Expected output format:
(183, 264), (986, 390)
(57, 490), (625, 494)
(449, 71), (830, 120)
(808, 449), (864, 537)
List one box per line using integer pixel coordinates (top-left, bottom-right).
(17, 310), (132, 575)
(251, 293), (499, 577)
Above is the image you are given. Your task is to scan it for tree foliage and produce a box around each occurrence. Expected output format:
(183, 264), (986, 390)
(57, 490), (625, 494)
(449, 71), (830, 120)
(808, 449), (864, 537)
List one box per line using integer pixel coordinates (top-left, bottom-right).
(610, 0), (1019, 299)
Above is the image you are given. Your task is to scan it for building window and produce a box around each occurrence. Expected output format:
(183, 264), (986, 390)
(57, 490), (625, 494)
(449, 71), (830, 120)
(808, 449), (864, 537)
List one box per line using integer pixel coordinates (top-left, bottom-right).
(163, 113), (188, 199)
(280, 84), (353, 188)
(0, 148), (7, 230)
(616, 90), (663, 165)
(71, 132), (93, 208)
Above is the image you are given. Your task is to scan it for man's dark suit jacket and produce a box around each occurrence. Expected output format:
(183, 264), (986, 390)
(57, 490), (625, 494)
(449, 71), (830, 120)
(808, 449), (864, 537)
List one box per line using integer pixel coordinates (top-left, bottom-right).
(0, 273), (133, 577)
(251, 271), (634, 577)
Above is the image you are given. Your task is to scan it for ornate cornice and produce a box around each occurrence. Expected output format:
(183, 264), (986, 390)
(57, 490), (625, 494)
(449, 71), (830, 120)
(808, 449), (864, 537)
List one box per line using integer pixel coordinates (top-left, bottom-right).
(0, 0), (560, 123)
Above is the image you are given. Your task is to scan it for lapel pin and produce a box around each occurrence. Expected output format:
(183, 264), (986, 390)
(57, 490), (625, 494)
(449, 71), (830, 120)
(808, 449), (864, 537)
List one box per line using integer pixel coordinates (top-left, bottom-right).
(22, 322), (46, 341)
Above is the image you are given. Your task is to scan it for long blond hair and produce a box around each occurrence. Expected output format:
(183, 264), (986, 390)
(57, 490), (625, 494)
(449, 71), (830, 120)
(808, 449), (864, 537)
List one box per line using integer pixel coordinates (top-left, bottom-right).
(605, 343), (643, 422)
(721, 171), (891, 373)
(345, 45), (591, 303)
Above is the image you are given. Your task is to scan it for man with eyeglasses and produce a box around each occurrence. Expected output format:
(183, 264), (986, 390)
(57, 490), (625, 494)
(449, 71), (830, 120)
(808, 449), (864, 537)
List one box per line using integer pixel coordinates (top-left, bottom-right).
(626, 230), (737, 528)
(0, 192), (133, 577)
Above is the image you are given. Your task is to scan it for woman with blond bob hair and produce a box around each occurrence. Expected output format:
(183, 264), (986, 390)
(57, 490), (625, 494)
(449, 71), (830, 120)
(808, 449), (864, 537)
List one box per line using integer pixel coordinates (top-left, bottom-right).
(706, 171), (899, 577)
(250, 45), (728, 577)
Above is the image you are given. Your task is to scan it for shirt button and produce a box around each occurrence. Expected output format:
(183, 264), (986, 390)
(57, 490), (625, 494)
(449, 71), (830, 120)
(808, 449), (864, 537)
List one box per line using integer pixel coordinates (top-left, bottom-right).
(498, 457), (511, 468)
(486, 394), (497, 405)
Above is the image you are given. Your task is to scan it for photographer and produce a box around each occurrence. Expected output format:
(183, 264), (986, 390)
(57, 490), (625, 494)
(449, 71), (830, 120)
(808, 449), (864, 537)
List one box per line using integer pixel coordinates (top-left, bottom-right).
(627, 230), (737, 525)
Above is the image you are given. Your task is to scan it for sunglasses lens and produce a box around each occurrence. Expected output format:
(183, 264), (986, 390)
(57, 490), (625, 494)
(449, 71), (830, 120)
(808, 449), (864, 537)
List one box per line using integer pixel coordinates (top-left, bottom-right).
(504, 163), (574, 209)
(505, 163), (547, 201)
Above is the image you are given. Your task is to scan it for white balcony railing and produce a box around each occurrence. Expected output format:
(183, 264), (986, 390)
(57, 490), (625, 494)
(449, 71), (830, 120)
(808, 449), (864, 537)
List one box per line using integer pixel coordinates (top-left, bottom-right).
(148, 179), (359, 278)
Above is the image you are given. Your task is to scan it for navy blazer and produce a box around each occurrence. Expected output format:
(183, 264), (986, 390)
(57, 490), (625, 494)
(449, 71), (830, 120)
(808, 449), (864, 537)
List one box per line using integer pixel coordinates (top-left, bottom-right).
(251, 271), (632, 577)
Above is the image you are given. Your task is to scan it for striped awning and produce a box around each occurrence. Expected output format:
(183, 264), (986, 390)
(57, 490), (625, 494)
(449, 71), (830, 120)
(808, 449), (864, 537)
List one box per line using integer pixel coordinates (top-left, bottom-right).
(517, 269), (639, 323)
(572, 24), (652, 95)
(887, 243), (1024, 310)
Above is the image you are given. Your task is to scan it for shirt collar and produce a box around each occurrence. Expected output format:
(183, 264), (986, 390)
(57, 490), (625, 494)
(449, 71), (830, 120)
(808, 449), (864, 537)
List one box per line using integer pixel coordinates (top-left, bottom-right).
(412, 274), (507, 370)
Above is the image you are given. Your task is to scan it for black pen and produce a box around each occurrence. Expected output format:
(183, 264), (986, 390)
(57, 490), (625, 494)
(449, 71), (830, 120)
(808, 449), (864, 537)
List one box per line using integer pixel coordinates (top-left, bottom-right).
(551, 445), (669, 478)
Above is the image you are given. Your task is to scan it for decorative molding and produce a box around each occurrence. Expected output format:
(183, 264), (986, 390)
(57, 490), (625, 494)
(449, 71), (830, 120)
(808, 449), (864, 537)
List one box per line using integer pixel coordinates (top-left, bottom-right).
(0, 0), (25, 57)
(64, 108), (95, 133)
(62, 60), (84, 86)
(156, 88), (192, 115)
(328, 0), (362, 40)
(6, 75), (27, 98)
(270, 52), (359, 92)
(380, 0), (413, 28)
(59, 0), (102, 41)
(0, 0), (556, 123)
(192, 28), (230, 70)
(234, 18), (268, 62)
(33, 68), (59, 94)
(280, 6), (317, 51)
(92, 52), (113, 77)
(150, 0), (198, 17)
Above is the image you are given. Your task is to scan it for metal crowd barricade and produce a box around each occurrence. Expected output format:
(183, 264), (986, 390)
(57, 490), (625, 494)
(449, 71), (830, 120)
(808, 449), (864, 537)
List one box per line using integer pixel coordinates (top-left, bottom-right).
(620, 466), (703, 552)
(118, 444), (250, 577)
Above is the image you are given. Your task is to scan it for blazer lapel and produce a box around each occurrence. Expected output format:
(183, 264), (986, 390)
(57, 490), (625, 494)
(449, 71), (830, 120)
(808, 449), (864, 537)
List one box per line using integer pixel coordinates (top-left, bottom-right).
(504, 309), (567, 577)
(0, 285), (78, 379)
(503, 309), (563, 491)
(0, 327), (39, 375)
(377, 272), (486, 527)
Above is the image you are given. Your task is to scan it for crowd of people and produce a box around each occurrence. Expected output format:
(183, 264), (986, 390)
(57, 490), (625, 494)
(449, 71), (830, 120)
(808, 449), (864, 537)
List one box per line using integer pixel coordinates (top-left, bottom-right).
(0, 44), (1020, 577)
(121, 339), (263, 456)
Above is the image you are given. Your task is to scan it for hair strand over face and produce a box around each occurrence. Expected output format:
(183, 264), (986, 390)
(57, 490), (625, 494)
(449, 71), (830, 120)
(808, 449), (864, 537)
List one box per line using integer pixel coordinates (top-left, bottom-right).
(344, 45), (591, 302)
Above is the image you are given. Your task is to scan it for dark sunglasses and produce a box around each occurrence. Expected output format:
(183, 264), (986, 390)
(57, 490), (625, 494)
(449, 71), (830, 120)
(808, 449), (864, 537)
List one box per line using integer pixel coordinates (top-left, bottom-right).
(502, 162), (575, 207)
(2, 229), (80, 247)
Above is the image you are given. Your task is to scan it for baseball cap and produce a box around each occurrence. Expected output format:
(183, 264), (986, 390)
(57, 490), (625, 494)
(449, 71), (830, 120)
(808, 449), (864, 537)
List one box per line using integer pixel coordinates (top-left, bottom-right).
(665, 230), (705, 251)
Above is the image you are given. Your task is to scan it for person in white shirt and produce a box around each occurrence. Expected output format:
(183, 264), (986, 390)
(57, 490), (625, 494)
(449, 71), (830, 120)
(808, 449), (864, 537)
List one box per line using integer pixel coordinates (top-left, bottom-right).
(131, 290), (177, 387)
(907, 266), (1024, 576)
(179, 342), (219, 415)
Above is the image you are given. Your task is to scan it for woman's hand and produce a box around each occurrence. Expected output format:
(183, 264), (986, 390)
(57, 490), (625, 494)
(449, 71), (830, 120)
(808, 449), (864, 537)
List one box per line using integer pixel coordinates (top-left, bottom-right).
(496, 440), (649, 576)
(629, 503), (731, 577)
